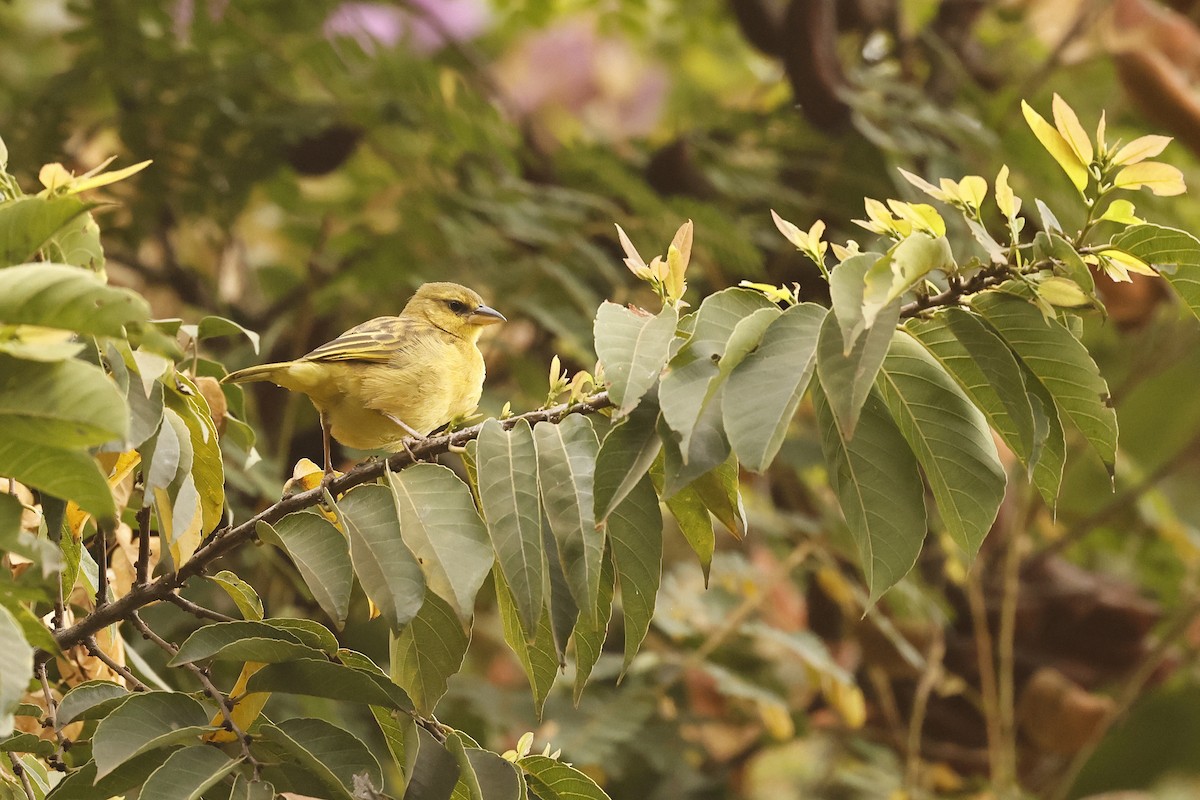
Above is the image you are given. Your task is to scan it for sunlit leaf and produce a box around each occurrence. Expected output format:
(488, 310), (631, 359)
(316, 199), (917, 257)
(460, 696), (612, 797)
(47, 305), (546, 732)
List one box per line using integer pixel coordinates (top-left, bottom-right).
(0, 263), (148, 335)
(208, 570), (264, 621)
(1114, 162), (1186, 196)
(1052, 93), (1093, 167)
(0, 607), (32, 738)
(1021, 100), (1088, 191)
(1111, 224), (1200, 321)
(0, 196), (90, 266)
(1111, 135), (1172, 166)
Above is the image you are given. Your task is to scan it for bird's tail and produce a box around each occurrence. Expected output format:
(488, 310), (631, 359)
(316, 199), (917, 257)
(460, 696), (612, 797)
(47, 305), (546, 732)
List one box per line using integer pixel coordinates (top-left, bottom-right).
(222, 362), (291, 385)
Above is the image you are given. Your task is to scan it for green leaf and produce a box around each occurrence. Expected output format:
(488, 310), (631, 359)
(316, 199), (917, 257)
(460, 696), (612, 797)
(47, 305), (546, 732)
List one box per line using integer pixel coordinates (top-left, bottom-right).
(0, 196), (90, 266)
(258, 513), (352, 629)
(164, 375), (224, 533)
(0, 732), (54, 757)
(663, 482), (714, 584)
(0, 355), (127, 448)
(45, 211), (105, 272)
(207, 570), (264, 621)
(816, 301), (900, 439)
(0, 438), (115, 523)
(1111, 224), (1200, 321)
(972, 291), (1117, 472)
(593, 302), (678, 416)
(606, 474), (662, 676)
(138, 745), (240, 800)
(904, 308), (1038, 471)
(659, 289), (777, 453)
(0, 263), (149, 335)
(46, 750), (164, 799)
(0, 606), (32, 738)
(477, 418), (547, 638)
(534, 415), (604, 622)
(169, 621), (322, 665)
(724, 302), (825, 472)
(828, 253), (877, 349)
(862, 236), (953, 330)
(494, 570), (558, 717)
(571, 549), (615, 704)
(659, 397), (730, 496)
(404, 725), (461, 800)
(56, 681), (129, 726)
(391, 589), (471, 716)
(339, 483), (426, 630)
(593, 398), (661, 524)
(259, 718), (382, 800)
(229, 775), (277, 800)
(690, 453), (746, 540)
(193, 315), (261, 353)
(813, 383), (927, 602)
(875, 331), (1006, 559)
(449, 739), (522, 800)
(543, 522), (577, 664)
(91, 691), (212, 778)
(247, 658), (411, 710)
(518, 755), (609, 800)
(388, 463), (494, 620)
(260, 618), (339, 654)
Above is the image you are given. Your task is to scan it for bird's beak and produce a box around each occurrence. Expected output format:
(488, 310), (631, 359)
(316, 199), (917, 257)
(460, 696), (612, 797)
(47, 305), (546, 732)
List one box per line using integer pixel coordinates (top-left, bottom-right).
(469, 305), (506, 325)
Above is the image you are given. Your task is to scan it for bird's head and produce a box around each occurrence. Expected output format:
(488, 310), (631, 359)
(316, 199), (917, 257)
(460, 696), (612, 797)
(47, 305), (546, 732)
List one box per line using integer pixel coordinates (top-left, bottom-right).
(404, 282), (505, 341)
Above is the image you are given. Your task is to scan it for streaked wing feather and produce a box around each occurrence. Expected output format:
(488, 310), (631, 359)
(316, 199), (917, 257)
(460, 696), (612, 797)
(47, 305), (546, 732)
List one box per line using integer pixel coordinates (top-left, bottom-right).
(302, 316), (413, 363)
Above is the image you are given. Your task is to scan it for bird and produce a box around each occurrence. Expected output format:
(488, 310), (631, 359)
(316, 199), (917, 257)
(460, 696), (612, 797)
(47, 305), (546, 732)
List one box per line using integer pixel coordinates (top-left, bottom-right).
(223, 282), (505, 476)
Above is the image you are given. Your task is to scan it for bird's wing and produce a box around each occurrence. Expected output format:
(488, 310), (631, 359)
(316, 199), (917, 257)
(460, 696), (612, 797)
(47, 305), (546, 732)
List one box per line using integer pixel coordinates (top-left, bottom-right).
(301, 316), (420, 363)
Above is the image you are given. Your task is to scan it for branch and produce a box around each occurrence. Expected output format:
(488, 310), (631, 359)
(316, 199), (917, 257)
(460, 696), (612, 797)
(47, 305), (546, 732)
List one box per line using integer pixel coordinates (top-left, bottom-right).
(39, 391), (612, 661)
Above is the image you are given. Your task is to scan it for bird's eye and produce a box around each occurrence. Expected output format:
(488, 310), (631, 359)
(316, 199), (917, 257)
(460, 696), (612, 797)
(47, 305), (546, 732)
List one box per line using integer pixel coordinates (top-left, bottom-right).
(447, 300), (469, 314)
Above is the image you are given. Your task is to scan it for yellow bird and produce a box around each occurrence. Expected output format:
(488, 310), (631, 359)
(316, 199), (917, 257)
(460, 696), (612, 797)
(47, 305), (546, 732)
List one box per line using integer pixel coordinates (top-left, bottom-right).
(223, 282), (504, 474)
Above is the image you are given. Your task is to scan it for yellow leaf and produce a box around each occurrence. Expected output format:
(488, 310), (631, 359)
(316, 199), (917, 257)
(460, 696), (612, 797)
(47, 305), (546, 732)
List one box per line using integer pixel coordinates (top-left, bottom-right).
(957, 175), (987, 210)
(995, 165), (1020, 221)
(67, 160), (153, 195)
(1096, 110), (1107, 156)
(37, 163), (73, 192)
(888, 201), (946, 237)
(1052, 94), (1093, 167)
(1100, 248), (1157, 276)
(1097, 199), (1142, 225)
(1114, 162), (1187, 196)
(897, 168), (947, 202)
(1111, 135), (1172, 167)
(827, 680), (866, 729)
(1036, 277), (1091, 308)
(205, 662), (269, 743)
(1022, 100), (1088, 191)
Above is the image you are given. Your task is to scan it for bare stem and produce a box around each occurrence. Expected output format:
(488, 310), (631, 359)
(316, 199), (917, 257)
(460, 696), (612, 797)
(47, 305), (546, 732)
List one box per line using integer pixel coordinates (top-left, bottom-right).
(84, 636), (147, 691)
(93, 525), (110, 609)
(7, 752), (36, 800)
(135, 503), (152, 586)
(167, 593), (237, 623)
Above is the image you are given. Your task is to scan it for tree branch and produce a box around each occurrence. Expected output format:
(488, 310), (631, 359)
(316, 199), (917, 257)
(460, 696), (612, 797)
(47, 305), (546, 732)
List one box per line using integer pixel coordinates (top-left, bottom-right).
(38, 391), (612, 662)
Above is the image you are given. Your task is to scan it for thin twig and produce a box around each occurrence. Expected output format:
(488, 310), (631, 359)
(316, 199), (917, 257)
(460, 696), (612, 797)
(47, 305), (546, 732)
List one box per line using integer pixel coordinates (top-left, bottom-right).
(904, 627), (946, 791)
(84, 636), (147, 691)
(966, 562), (1004, 785)
(93, 525), (110, 609)
(996, 519), (1024, 792)
(7, 752), (35, 800)
(136, 503), (152, 586)
(35, 663), (67, 769)
(166, 593), (237, 623)
(37, 392), (611, 663)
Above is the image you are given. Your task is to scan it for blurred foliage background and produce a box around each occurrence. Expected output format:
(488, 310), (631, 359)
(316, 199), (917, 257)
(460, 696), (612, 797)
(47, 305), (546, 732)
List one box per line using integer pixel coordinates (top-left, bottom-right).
(7, 0), (1200, 797)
